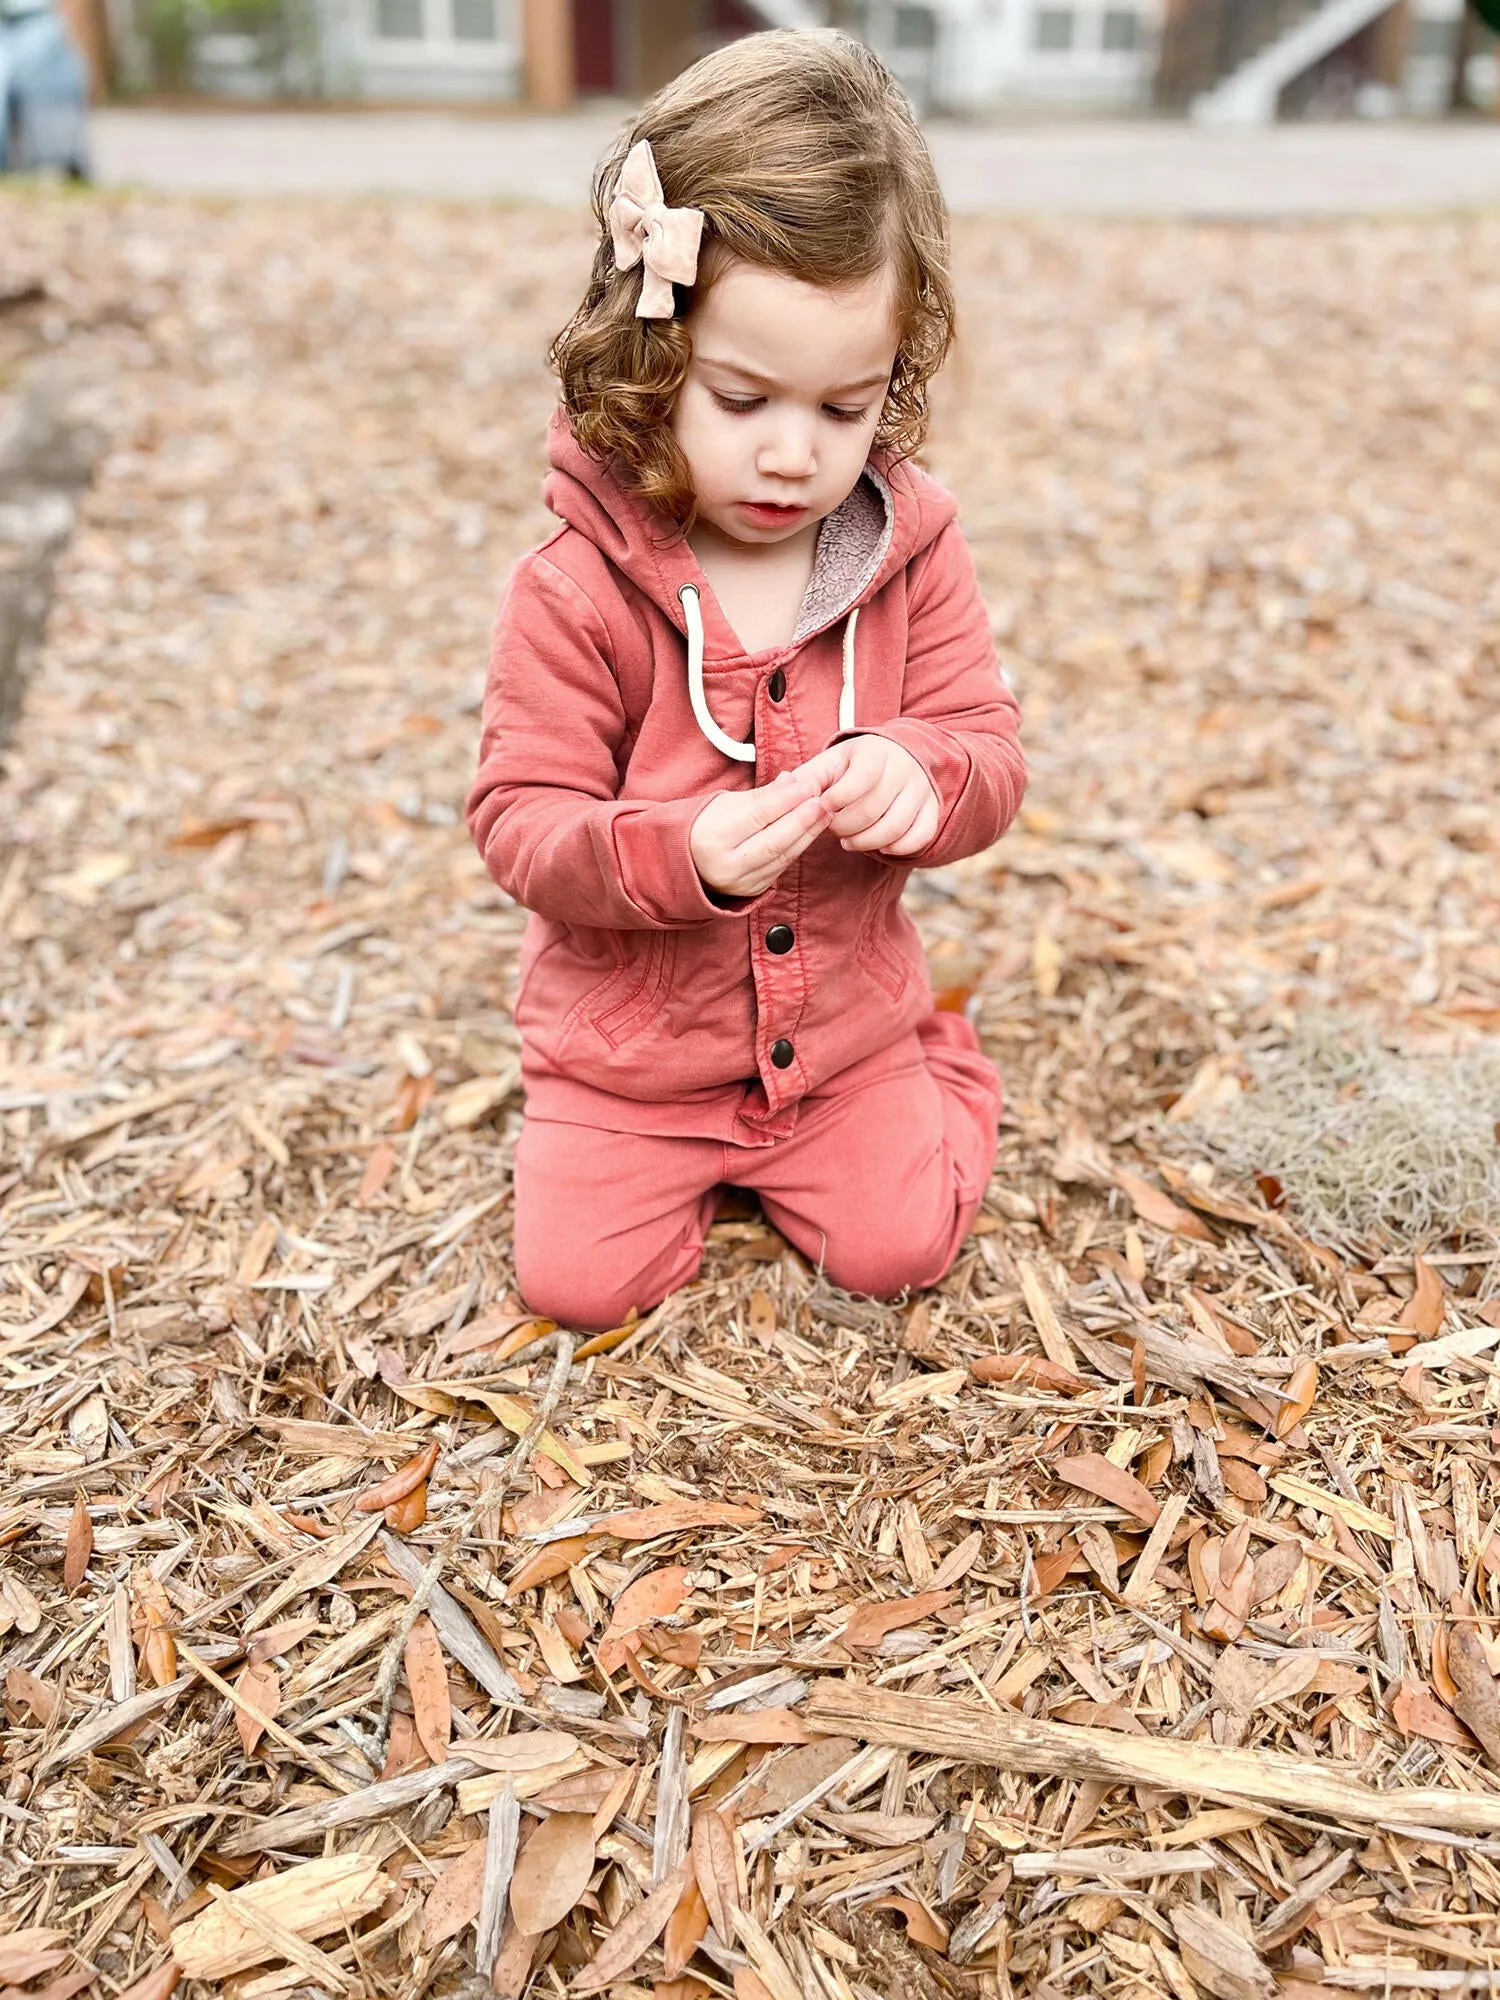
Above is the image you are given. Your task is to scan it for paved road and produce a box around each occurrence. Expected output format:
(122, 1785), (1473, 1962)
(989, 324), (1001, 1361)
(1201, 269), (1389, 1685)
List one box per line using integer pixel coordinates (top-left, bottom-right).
(87, 106), (1500, 216)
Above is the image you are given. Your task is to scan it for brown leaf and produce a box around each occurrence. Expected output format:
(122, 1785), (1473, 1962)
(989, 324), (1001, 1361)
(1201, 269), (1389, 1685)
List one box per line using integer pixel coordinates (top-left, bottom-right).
(233, 1659), (280, 1758)
(572, 1858), (689, 1992)
(869, 1894), (948, 1951)
(6, 1666), (59, 1724)
(842, 1588), (956, 1651)
(970, 1353), (1090, 1394)
(1219, 1520), (1251, 1587)
(384, 1483), (428, 1533)
(420, 1838), (486, 1949)
(690, 1808), (739, 1944)
(509, 1810), (595, 1936)
(356, 1140), (397, 1206)
(690, 1709), (809, 1746)
(1398, 1253), (1446, 1338)
(1391, 1678), (1476, 1750)
(1056, 1451), (1160, 1528)
(134, 1574), (178, 1688)
(1030, 1535), (1082, 1601)
(115, 1966), (180, 2000)
(1432, 1622), (1459, 1703)
(1248, 1541), (1302, 1610)
(403, 1614), (451, 1764)
(1448, 1626), (1500, 1768)
(510, 1536), (589, 1593)
(62, 1492), (93, 1595)
(356, 1439), (439, 1513)
(378, 1709), (428, 1782)
(598, 1565), (691, 1672)
(1274, 1357), (1319, 1440)
(1113, 1167), (1215, 1242)
(1220, 1460), (1267, 1507)
(663, 1874), (710, 1978)
(593, 1503), (763, 1542)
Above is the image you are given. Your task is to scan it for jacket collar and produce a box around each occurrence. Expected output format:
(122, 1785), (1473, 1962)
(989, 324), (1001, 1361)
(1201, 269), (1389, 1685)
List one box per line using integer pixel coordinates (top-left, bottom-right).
(542, 410), (955, 658)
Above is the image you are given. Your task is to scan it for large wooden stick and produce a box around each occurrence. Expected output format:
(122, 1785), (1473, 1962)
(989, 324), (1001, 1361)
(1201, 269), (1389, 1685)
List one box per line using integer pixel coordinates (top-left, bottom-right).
(804, 1683), (1500, 1837)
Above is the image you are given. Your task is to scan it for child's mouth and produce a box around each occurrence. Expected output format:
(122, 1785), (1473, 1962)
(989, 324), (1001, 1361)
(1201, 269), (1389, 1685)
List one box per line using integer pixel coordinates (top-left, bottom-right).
(739, 501), (808, 528)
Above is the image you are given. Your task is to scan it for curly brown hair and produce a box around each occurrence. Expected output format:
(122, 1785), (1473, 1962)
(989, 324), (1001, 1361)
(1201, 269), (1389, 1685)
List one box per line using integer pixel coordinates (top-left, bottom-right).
(550, 29), (954, 526)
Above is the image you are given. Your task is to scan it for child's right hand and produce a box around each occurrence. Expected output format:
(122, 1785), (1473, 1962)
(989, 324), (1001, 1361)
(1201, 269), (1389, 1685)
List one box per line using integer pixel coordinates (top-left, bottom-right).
(690, 769), (832, 899)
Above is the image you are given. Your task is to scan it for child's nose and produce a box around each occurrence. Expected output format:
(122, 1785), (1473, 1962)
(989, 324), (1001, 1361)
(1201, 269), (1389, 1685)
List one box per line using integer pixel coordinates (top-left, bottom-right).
(756, 416), (816, 482)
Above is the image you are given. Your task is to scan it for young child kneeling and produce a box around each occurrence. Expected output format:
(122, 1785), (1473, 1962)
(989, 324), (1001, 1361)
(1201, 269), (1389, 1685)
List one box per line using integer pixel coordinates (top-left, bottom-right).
(468, 30), (1027, 1331)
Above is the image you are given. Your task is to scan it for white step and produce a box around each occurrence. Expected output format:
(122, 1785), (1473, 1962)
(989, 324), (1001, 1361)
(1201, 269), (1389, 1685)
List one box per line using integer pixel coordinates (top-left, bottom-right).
(1192, 0), (1397, 124)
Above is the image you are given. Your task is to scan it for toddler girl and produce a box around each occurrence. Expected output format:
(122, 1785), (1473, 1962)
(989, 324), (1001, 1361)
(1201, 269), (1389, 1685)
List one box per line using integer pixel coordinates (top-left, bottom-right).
(468, 29), (1026, 1332)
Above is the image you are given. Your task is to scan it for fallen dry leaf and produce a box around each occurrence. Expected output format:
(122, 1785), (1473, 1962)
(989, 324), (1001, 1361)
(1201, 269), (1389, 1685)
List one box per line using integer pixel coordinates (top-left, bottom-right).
(663, 1873), (710, 1978)
(1274, 1357), (1318, 1439)
(62, 1492), (93, 1595)
(592, 1502), (763, 1540)
(403, 1614), (451, 1764)
(1113, 1167), (1215, 1242)
(571, 1859), (689, 1992)
(355, 1438), (439, 1513)
(970, 1353), (1090, 1394)
(842, 1587), (956, 1650)
(509, 1811), (595, 1936)
(690, 1808), (739, 1943)
(420, 1838), (485, 1949)
(869, 1893), (948, 1951)
(233, 1659), (279, 1758)
(1056, 1451), (1160, 1528)
(1447, 1626), (1500, 1768)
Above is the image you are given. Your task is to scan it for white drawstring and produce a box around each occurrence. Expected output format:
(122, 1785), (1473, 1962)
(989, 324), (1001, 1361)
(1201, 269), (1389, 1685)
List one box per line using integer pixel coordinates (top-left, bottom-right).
(681, 584), (756, 764)
(679, 583), (858, 764)
(839, 607), (859, 734)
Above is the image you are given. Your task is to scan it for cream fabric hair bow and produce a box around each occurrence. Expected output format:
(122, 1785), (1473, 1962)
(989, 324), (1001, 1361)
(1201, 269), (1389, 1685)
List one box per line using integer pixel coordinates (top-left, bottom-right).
(607, 139), (704, 320)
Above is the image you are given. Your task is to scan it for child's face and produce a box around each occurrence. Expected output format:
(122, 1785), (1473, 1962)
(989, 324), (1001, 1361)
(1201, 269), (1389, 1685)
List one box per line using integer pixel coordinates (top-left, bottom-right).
(672, 260), (899, 547)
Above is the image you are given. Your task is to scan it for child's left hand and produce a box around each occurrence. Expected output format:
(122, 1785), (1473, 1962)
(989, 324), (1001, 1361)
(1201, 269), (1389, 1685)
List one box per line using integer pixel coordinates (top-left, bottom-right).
(797, 736), (940, 858)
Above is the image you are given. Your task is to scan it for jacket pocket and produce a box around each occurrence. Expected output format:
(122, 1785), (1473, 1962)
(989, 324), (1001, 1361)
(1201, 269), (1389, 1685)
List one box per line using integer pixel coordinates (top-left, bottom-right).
(855, 893), (914, 1002)
(586, 930), (679, 1051)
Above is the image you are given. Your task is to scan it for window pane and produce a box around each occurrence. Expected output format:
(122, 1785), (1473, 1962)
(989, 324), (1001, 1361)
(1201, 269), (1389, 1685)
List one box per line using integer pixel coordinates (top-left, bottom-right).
(376, 0), (423, 37)
(1035, 7), (1073, 49)
(1102, 7), (1139, 50)
(453, 0), (496, 37)
(1414, 15), (1454, 56)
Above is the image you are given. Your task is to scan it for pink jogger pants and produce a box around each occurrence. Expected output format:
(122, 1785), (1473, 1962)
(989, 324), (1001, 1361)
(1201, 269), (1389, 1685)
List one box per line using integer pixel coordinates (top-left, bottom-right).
(514, 1012), (1002, 1332)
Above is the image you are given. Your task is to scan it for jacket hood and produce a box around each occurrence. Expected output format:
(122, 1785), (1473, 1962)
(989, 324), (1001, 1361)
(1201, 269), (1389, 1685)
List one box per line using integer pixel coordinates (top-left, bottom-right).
(543, 408), (959, 657)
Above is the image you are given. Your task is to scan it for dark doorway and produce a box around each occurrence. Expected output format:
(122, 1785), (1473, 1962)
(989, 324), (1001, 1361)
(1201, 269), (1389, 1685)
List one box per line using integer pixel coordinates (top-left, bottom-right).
(573, 0), (617, 92)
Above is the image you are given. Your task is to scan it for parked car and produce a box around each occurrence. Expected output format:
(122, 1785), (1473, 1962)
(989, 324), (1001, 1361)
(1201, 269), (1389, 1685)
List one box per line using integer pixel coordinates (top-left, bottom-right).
(0, 0), (89, 177)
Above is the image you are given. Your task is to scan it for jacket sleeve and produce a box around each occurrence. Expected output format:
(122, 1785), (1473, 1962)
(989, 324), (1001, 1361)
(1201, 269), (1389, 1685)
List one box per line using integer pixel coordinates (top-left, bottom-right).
(848, 519), (1026, 870)
(466, 555), (735, 930)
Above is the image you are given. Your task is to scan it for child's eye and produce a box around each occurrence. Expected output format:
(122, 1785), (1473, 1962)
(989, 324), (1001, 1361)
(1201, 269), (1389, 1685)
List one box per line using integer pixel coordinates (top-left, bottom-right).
(711, 392), (764, 416)
(824, 404), (871, 425)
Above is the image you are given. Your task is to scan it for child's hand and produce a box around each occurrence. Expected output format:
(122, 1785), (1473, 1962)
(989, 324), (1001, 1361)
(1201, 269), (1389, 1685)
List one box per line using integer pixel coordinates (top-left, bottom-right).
(797, 736), (939, 858)
(690, 769), (832, 899)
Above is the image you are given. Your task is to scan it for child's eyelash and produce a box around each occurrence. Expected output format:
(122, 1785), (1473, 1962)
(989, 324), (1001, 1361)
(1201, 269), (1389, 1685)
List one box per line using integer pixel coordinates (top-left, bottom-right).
(710, 391), (869, 424)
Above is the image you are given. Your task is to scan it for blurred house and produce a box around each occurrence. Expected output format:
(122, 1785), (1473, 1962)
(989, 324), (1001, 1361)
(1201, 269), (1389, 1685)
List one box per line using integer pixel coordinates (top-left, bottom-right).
(103, 0), (1491, 115)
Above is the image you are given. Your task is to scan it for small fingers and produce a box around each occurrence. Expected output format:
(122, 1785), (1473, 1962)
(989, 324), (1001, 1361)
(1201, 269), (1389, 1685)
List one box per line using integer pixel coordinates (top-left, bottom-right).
(876, 793), (941, 857)
(737, 793), (830, 876)
(841, 784), (926, 854)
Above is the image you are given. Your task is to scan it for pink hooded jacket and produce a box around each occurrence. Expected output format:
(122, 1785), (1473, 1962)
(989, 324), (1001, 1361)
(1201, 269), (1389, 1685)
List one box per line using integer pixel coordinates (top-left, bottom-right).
(467, 414), (1026, 1140)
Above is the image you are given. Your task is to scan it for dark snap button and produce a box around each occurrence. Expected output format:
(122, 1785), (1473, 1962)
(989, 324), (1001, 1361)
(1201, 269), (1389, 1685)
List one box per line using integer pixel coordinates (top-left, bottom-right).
(766, 668), (786, 702)
(765, 924), (794, 955)
(770, 1038), (795, 1069)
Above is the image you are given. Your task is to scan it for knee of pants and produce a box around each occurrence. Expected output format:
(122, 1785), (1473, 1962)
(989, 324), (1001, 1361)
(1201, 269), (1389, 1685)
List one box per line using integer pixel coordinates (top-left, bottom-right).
(818, 1223), (955, 1303)
(513, 1245), (651, 1336)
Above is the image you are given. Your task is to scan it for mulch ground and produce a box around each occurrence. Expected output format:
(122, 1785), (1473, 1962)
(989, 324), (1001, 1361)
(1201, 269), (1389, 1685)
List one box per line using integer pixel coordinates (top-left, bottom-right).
(2, 187), (1500, 2000)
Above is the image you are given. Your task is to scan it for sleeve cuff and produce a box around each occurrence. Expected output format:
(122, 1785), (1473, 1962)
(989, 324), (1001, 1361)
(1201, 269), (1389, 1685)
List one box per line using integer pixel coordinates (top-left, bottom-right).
(835, 720), (974, 867)
(610, 793), (772, 926)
